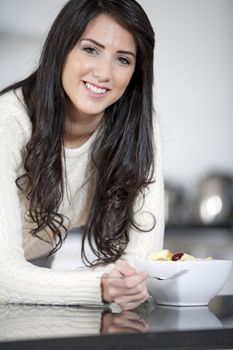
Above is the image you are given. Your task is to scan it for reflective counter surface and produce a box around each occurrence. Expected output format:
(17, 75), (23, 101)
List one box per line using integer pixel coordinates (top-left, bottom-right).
(0, 295), (233, 350)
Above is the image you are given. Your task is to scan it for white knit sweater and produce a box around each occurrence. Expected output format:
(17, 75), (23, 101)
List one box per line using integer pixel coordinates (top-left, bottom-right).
(0, 89), (164, 306)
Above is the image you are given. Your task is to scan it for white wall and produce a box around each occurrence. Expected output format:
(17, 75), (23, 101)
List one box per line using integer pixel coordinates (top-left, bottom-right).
(0, 0), (232, 189)
(141, 0), (233, 189)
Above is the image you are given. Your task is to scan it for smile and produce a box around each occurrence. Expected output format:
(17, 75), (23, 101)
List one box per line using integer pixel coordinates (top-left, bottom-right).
(84, 81), (109, 96)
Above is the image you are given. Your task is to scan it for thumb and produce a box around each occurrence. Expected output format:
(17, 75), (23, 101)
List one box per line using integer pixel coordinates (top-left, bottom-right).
(116, 260), (136, 277)
(139, 271), (148, 280)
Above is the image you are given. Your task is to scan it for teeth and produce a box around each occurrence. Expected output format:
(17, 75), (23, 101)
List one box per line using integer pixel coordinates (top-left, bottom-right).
(85, 82), (107, 94)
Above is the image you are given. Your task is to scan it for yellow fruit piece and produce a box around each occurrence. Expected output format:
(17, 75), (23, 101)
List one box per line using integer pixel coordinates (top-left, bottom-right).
(167, 252), (173, 261)
(180, 253), (196, 261)
(147, 249), (173, 261)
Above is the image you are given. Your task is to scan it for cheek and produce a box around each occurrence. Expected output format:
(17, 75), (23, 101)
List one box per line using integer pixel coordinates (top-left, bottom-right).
(62, 53), (84, 80)
(116, 70), (134, 91)
(61, 61), (74, 91)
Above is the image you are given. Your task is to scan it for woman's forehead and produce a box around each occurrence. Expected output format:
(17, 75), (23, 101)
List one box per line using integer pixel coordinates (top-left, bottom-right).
(80, 14), (137, 53)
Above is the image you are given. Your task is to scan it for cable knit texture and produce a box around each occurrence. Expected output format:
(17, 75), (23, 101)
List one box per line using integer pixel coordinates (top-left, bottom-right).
(0, 89), (164, 306)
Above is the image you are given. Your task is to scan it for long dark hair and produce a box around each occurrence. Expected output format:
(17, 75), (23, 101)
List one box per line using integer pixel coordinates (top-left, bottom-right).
(0, 0), (155, 265)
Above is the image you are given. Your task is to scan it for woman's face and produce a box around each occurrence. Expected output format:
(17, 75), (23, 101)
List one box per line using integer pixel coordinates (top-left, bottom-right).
(62, 14), (137, 121)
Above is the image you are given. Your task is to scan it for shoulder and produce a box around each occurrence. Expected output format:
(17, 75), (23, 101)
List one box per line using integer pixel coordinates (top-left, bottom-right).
(0, 88), (24, 110)
(0, 88), (32, 141)
(0, 88), (28, 119)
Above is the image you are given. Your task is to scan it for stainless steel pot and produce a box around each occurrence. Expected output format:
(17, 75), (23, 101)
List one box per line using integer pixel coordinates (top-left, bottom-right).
(192, 173), (233, 225)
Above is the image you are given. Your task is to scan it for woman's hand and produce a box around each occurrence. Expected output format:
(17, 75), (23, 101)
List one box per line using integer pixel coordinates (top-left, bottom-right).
(101, 261), (149, 310)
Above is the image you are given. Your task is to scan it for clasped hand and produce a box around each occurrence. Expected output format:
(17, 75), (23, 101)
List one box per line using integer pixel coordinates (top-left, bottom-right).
(101, 261), (149, 310)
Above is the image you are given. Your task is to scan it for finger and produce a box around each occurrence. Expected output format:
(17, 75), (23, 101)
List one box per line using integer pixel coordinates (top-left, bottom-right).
(115, 293), (149, 307)
(114, 290), (149, 307)
(107, 280), (148, 302)
(120, 300), (146, 311)
(108, 271), (148, 291)
(115, 261), (137, 277)
(108, 275), (147, 296)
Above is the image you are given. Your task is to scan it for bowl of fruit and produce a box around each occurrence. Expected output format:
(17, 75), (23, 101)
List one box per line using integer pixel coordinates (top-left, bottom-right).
(134, 249), (232, 306)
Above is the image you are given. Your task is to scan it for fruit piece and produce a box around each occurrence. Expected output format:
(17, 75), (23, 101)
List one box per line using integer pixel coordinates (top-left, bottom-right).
(180, 253), (196, 261)
(172, 252), (184, 261)
(167, 251), (174, 261)
(147, 249), (172, 261)
(147, 249), (206, 262)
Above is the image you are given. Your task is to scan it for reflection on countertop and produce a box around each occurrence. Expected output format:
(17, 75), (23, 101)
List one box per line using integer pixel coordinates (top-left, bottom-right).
(0, 295), (233, 343)
(146, 304), (222, 331)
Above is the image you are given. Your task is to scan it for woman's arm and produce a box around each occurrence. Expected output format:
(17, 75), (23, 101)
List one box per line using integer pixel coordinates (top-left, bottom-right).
(0, 94), (109, 306)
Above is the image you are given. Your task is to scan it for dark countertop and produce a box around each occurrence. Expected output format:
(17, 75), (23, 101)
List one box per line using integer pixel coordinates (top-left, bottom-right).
(1, 294), (233, 350)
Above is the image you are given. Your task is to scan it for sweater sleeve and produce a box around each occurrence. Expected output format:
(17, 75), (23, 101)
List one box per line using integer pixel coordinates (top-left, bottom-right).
(0, 95), (108, 306)
(121, 116), (165, 263)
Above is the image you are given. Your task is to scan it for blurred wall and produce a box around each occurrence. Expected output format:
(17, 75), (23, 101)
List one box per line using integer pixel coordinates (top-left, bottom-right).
(0, 0), (232, 190)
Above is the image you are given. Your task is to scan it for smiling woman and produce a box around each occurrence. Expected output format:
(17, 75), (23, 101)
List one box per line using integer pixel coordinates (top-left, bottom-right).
(0, 0), (164, 311)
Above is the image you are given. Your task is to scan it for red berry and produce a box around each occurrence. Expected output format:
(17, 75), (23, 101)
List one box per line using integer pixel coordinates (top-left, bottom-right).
(172, 252), (184, 261)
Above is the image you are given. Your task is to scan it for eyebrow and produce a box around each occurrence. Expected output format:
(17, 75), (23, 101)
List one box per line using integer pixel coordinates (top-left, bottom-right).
(80, 38), (136, 58)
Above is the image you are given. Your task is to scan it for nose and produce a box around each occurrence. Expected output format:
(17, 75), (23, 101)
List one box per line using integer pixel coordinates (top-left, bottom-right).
(92, 56), (112, 83)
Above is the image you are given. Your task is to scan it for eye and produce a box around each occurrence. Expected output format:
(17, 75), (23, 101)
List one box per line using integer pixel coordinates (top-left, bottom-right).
(82, 46), (99, 55)
(117, 56), (131, 66)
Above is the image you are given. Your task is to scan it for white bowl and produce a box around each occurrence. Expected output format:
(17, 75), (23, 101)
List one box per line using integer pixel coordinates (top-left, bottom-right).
(134, 258), (232, 306)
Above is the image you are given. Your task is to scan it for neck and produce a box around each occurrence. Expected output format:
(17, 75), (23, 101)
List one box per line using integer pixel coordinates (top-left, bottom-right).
(63, 106), (103, 148)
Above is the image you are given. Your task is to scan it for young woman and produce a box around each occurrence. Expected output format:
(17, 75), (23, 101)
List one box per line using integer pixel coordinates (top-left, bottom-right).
(0, 0), (164, 310)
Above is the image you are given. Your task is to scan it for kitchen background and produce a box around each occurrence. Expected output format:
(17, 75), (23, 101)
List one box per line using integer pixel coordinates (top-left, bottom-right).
(0, 0), (233, 292)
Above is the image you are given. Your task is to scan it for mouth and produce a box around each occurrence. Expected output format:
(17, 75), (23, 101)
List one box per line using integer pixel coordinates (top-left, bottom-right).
(83, 81), (110, 96)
